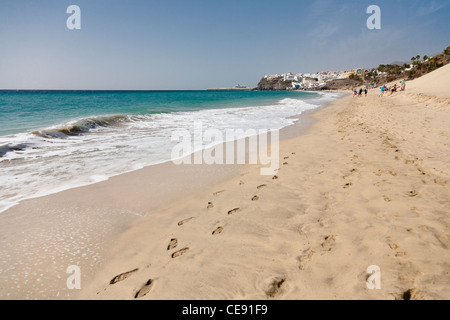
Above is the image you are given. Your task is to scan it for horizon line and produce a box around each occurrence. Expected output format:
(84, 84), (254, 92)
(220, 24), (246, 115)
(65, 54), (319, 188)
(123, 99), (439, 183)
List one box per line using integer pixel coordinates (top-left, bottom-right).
(0, 89), (214, 92)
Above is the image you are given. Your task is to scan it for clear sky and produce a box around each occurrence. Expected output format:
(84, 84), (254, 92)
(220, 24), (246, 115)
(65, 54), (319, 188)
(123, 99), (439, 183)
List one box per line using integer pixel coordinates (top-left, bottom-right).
(0, 0), (449, 90)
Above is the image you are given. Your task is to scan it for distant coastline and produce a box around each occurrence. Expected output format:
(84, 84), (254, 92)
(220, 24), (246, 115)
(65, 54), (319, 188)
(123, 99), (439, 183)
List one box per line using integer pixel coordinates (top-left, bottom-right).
(207, 87), (256, 91)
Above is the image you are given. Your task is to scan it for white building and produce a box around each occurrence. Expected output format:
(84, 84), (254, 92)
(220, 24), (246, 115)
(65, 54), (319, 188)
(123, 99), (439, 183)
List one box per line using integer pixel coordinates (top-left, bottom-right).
(283, 73), (296, 81)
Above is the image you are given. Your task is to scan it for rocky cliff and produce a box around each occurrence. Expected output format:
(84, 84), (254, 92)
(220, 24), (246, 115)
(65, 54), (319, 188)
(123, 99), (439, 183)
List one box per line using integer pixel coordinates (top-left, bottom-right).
(256, 77), (292, 90)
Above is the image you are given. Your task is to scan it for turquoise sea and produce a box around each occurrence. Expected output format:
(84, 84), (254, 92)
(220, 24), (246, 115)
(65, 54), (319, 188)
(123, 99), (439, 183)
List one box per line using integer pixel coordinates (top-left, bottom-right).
(0, 90), (340, 212)
(0, 90), (320, 136)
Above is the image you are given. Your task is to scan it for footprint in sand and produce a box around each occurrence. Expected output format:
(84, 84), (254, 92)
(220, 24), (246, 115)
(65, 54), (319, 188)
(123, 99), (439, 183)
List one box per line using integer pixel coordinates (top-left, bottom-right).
(239, 180), (245, 185)
(109, 268), (139, 285)
(252, 195), (259, 201)
(434, 178), (447, 186)
(343, 182), (353, 189)
(172, 247), (189, 259)
(387, 238), (400, 250)
(395, 251), (409, 258)
(284, 156), (289, 160)
(272, 175), (279, 180)
(228, 208), (240, 215)
(418, 170), (427, 178)
(389, 170), (398, 176)
(167, 238), (178, 251)
(321, 235), (336, 251)
(317, 217), (325, 227)
(297, 248), (314, 271)
(283, 162), (289, 165)
(178, 217), (193, 226)
(207, 202), (214, 209)
(212, 226), (224, 235)
(213, 190), (225, 196)
(135, 279), (154, 299)
(257, 184), (267, 189)
(407, 190), (419, 197)
(265, 277), (286, 298)
(389, 243), (400, 250)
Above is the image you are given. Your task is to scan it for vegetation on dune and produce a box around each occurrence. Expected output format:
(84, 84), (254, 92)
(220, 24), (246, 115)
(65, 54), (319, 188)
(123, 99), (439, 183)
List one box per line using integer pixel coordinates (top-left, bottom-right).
(349, 46), (450, 87)
(256, 46), (450, 90)
(371, 46), (450, 83)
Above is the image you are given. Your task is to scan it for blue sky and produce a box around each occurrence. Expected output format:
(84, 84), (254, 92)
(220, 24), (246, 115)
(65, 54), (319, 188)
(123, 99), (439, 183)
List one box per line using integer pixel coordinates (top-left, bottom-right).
(0, 0), (449, 90)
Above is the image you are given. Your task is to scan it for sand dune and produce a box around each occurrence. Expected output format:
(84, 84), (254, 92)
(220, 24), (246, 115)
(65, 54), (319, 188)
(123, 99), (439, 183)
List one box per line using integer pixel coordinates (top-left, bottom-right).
(407, 63), (450, 98)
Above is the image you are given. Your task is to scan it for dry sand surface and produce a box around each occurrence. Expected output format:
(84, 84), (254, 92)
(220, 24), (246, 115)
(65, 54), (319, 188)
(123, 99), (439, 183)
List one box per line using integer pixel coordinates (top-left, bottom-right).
(406, 63), (450, 99)
(1, 66), (449, 300)
(77, 68), (449, 300)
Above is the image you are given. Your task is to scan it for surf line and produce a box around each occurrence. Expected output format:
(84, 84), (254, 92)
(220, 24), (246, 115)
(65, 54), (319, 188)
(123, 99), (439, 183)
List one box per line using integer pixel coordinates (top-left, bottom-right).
(171, 122), (280, 176)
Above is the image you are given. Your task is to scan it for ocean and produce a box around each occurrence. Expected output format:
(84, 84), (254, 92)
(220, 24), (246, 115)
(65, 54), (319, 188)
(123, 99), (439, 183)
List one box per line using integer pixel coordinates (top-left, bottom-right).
(0, 90), (340, 213)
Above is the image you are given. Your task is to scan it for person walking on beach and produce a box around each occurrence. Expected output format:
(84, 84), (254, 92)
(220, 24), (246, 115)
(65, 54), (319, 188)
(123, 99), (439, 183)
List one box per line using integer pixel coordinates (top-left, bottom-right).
(401, 80), (406, 91)
(358, 88), (363, 97)
(364, 88), (368, 97)
(379, 85), (385, 97)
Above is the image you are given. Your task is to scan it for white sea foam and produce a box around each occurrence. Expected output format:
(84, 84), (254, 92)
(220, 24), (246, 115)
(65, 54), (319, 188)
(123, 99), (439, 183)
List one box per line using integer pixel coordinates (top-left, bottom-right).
(0, 93), (341, 213)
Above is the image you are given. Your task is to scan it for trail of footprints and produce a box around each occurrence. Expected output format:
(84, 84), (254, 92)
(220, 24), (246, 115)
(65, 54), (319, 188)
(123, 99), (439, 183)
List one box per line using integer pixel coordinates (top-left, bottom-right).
(107, 153), (300, 299)
(106, 143), (425, 299)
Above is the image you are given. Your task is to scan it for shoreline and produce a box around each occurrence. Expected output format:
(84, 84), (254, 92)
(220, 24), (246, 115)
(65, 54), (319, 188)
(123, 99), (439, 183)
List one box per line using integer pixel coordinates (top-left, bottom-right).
(0, 95), (333, 300)
(0, 90), (328, 215)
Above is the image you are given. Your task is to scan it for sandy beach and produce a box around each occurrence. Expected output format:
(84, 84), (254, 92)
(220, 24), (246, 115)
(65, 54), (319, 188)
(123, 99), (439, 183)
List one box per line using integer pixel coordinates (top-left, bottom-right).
(1, 65), (449, 300)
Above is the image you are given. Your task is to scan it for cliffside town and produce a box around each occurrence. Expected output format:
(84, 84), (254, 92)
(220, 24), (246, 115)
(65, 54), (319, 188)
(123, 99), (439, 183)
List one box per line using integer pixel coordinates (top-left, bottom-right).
(257, 70), (362, 91)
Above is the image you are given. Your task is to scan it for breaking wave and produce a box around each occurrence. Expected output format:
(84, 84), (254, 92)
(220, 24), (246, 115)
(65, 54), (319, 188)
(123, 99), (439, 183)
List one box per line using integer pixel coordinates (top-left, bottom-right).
(32, 114), (130, 138)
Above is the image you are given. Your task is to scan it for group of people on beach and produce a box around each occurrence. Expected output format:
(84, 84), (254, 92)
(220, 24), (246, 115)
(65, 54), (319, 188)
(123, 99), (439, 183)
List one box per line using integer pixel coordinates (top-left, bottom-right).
(379, 81), (406, 97)
(352, 87), (368, 97)
(353, 79), (407, 98)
